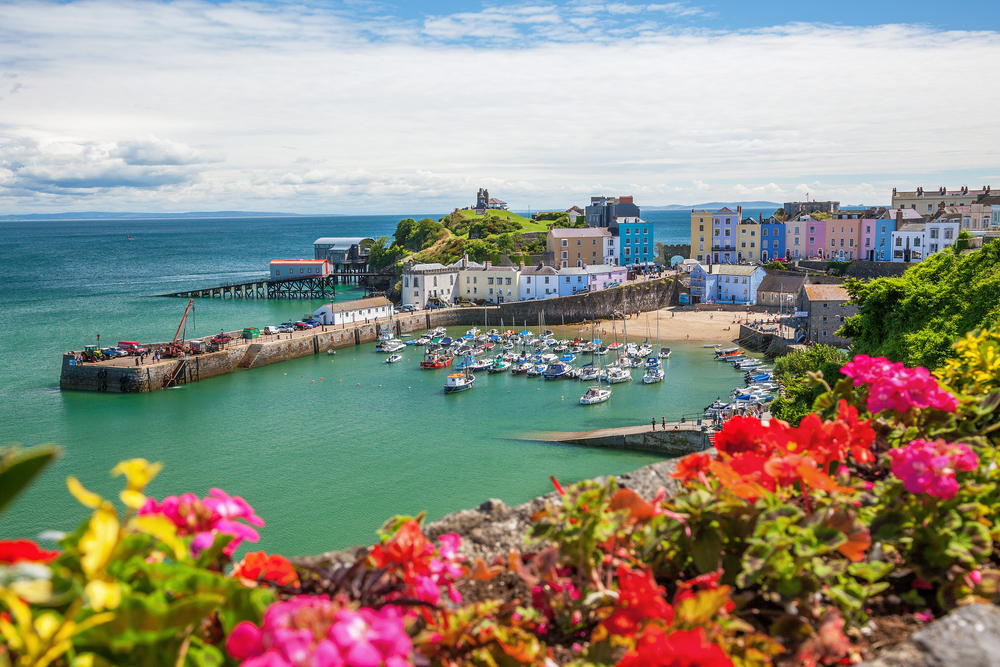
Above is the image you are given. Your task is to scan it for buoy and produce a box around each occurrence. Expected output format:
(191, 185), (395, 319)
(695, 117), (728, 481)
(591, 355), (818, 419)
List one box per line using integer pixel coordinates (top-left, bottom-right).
(357, 383), (360, 386)
(320, 378), (323, 380)
(340, 380), (342, 382)
(537, 388), (540, 391)
(284, 373), (287, 375)
(312, 380), (315, 383)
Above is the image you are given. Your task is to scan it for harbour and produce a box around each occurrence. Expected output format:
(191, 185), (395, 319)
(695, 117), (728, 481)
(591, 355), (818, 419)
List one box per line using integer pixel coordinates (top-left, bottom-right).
(2, 213), (751, 559)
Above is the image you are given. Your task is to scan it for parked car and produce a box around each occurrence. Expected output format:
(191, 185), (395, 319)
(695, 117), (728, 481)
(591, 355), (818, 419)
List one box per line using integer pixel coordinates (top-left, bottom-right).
(261, 326), (281, 335)
(212, 333), (232, 344)
(607, 281), (621, 288)
(101, 347), (122, 358)
(278, 326), (295, 334)
(397, 304), (416, 313)
(294, 322), (310, 330)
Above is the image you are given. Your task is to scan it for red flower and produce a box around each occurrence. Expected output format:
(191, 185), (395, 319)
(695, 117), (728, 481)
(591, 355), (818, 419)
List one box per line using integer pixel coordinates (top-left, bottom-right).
(0, 539), (58, 564)
(671, 452), (714, 481)
(369, 520), (434, 582)
(713, 416), (771, 457)
(602, 565), (674, 637)
(618, 626), (733, 667)
(231, 551), (300, 587)
(836, 400), (876, 463)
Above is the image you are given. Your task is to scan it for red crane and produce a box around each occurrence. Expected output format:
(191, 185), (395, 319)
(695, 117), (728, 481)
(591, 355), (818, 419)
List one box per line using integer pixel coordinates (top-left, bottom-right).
(165, 299), (195, 357)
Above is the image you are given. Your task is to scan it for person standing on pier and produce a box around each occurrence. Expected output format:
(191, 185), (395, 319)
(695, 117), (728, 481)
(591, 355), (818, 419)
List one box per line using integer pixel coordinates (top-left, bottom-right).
(651, 418), (656, 431)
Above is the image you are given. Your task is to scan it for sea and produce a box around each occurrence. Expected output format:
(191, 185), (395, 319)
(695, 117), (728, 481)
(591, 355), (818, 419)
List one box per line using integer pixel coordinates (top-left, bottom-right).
(0, 209), (769, 556)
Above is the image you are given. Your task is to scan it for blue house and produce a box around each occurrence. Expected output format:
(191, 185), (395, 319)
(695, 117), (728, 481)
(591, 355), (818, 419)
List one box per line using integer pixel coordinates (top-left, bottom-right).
(760, 216), (785, 262)
(584, 195), (654, 266)
(689, 264), (768, 305)
(557, 267), (589, 296)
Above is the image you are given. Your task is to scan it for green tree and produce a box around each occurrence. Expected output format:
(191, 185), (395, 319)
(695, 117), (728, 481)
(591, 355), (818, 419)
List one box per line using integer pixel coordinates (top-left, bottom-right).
(463, 239), (499, 264)
(765, 260), (788, 271)
(366, 236), (396, 271)
(840, 242), (1000, 368)
(394, 218), (416, 247)
(770, 345), (850, 425)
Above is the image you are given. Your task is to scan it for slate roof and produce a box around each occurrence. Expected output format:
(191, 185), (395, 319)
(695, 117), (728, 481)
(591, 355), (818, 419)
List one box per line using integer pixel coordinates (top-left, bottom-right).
(319, 297), (392, 313)
(549, 228), (611, 238)
(757, 275), (805, 294)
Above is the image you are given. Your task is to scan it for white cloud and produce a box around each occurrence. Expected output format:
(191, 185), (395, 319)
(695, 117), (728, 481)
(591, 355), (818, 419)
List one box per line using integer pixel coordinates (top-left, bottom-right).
(0, 1), (998, 212)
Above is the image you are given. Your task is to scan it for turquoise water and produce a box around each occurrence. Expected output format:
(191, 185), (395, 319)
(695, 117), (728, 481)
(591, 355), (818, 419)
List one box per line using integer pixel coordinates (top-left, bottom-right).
(0, 214), (751, 556)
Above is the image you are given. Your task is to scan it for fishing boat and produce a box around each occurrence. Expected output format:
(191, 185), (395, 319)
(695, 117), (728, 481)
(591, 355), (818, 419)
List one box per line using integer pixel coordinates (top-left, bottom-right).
(384, 353), (403, 364)
(580, 385), (612, 404)
(542, 362), (573, 380)
(642, 367), (665, 384)
(420, 353), (453, 369)
(444, 369), (475, 393)
(715, 346), (739, 356)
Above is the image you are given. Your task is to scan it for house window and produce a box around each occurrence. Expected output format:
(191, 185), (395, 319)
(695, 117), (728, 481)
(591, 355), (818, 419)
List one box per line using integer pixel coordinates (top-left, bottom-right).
(562, 251), (568, 259)
(944, 229), (953, 240)
(414, 278), (419, 287)
(763, 229), (769, 236)
(433, 276), (437, 286)
(896, 237), (902, 246)
(794, 237), (800, 245)
(505, 278), (511, 285)
(561, 239), (568, 246)
(699, 225), (704, 231)
(544, 277), (550, 284)
(830, 239), (836, 248)
(577, 240), (581, 246)
(487, 277), (493, 284)
(414, 290), (418, 296)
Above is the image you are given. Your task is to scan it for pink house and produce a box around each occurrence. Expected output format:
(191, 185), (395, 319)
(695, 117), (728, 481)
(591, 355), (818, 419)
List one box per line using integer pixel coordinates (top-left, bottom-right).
(803, 216), (828, 259)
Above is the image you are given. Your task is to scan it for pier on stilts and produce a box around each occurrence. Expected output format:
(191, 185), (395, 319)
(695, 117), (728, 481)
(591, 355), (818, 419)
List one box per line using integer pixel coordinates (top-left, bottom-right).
(155, 270), (389, 300)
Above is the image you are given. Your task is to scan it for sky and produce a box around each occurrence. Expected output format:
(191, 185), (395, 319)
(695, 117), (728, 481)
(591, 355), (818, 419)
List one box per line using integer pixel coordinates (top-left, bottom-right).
(1, 0), (998, 214)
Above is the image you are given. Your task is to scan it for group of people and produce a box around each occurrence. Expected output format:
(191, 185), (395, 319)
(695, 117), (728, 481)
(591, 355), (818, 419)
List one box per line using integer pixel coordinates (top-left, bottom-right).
(134, 351), (160, 365)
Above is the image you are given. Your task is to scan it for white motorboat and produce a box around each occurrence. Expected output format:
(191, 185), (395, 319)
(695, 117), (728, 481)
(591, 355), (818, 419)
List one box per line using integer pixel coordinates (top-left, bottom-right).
(643, 368), (665, 384)
(659, 347), (672, 359)
(637, 345), (652, 357)
(488, 358), (511, 373)
(384, 342), (406, 353)
(580, 386), (612, 404)
(578, 365), (600, 381)
(444, 370), (475, 393)
(703, 344), (721, 348)
(543, 362), (574, 380)
(384, 353), (403, 364)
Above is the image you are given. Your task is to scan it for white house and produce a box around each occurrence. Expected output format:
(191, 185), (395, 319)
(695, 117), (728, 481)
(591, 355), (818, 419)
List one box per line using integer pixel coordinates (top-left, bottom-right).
(313, 297), (393, 326)
(518, 264), (559, 300)
(689, 264), (767, 305)
(270, 259), (330, 279)
(401, 262), (461, 309)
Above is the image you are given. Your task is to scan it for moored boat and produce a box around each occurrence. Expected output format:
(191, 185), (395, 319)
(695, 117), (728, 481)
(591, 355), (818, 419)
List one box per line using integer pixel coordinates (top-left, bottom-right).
(384, 353), (403, 364)
(642, 367), (665, 384)
(542, 362), (573, 380)
(444, 371), (475, 393)
(580, 385), (612, 404)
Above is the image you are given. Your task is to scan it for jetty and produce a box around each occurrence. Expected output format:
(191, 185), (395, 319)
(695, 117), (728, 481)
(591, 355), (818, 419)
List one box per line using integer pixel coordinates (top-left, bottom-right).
(533, 422), (712, 457)
(154, 270), (391, 300)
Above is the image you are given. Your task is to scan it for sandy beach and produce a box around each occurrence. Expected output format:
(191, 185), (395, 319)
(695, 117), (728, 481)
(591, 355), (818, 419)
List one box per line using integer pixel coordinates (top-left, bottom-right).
(553, 307), (768, 343)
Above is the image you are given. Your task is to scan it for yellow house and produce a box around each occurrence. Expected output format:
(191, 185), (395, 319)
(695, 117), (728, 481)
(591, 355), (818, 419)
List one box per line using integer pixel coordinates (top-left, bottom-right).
(690, 210), (712, 262)
(736, 217), (760, 262)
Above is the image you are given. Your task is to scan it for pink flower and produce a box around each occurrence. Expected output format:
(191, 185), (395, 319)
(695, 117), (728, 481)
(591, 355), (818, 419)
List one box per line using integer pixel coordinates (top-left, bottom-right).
(842, 355), (958, 414)
(227, 596), (412, 667)
(436, 533), (461, 561)
(889, 439), (979, 500)
(140, 488), (264, 557)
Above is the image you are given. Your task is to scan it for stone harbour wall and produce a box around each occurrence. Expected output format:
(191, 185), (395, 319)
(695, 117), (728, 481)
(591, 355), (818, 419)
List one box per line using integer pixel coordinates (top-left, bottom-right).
(61, 280), (679, 394)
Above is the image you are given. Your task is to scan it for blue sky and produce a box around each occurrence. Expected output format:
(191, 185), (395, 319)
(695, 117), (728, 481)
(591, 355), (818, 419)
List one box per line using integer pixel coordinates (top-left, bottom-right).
(0, 0), (998, 213)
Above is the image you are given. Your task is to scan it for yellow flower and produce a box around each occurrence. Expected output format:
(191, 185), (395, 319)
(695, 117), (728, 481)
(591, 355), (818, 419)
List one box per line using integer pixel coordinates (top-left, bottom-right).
(78, 506), (119, 580)
(111, 459), (162, 492)
(83, 580), (121, 613)
(66, 477), (103, 509)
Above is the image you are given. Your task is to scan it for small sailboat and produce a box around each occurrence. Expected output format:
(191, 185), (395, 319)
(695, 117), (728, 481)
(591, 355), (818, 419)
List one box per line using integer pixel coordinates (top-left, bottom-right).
(607, 367), (632, 384)
(488, 357), (511, 373)
(384, 353), (403, 364)
(580, 385), (612, 404)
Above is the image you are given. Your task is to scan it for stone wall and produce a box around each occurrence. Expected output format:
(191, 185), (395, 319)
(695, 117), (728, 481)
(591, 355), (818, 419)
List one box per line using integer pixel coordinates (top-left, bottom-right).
(844, 260), (914, 280)
(424, 279), (679, 328)
(737, 324), (804, 357)
(657, 243), (692, 260)
(560, 427), (710, 456)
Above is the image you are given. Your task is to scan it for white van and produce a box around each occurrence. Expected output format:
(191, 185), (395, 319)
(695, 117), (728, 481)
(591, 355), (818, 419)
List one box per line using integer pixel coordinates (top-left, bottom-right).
(261, 326), (281, 335)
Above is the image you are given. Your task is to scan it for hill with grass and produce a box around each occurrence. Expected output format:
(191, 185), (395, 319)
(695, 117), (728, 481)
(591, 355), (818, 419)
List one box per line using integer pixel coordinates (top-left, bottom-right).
(840, 241), (1000, 369)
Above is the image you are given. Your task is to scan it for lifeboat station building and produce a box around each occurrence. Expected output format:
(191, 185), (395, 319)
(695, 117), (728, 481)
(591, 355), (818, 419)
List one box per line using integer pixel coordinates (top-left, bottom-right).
(269, 259), (330, 279)
(312, 296), (394, 326)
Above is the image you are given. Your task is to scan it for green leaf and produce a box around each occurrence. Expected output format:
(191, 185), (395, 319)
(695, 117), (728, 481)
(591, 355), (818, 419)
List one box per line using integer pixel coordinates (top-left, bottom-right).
(847, 561), (894, 584)
(0, 445), (57, 519)
(691, 529), (723, 574)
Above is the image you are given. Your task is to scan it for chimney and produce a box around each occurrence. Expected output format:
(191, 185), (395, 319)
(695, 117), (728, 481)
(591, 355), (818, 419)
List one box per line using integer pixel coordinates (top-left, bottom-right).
(484, 260), (492, 269)
(893, 187), (897, 196)
(759, 212), (763, 223)
(519, 260), (525, 269)
(896, 209), (903, 224)
(462, 254), (468, 269)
